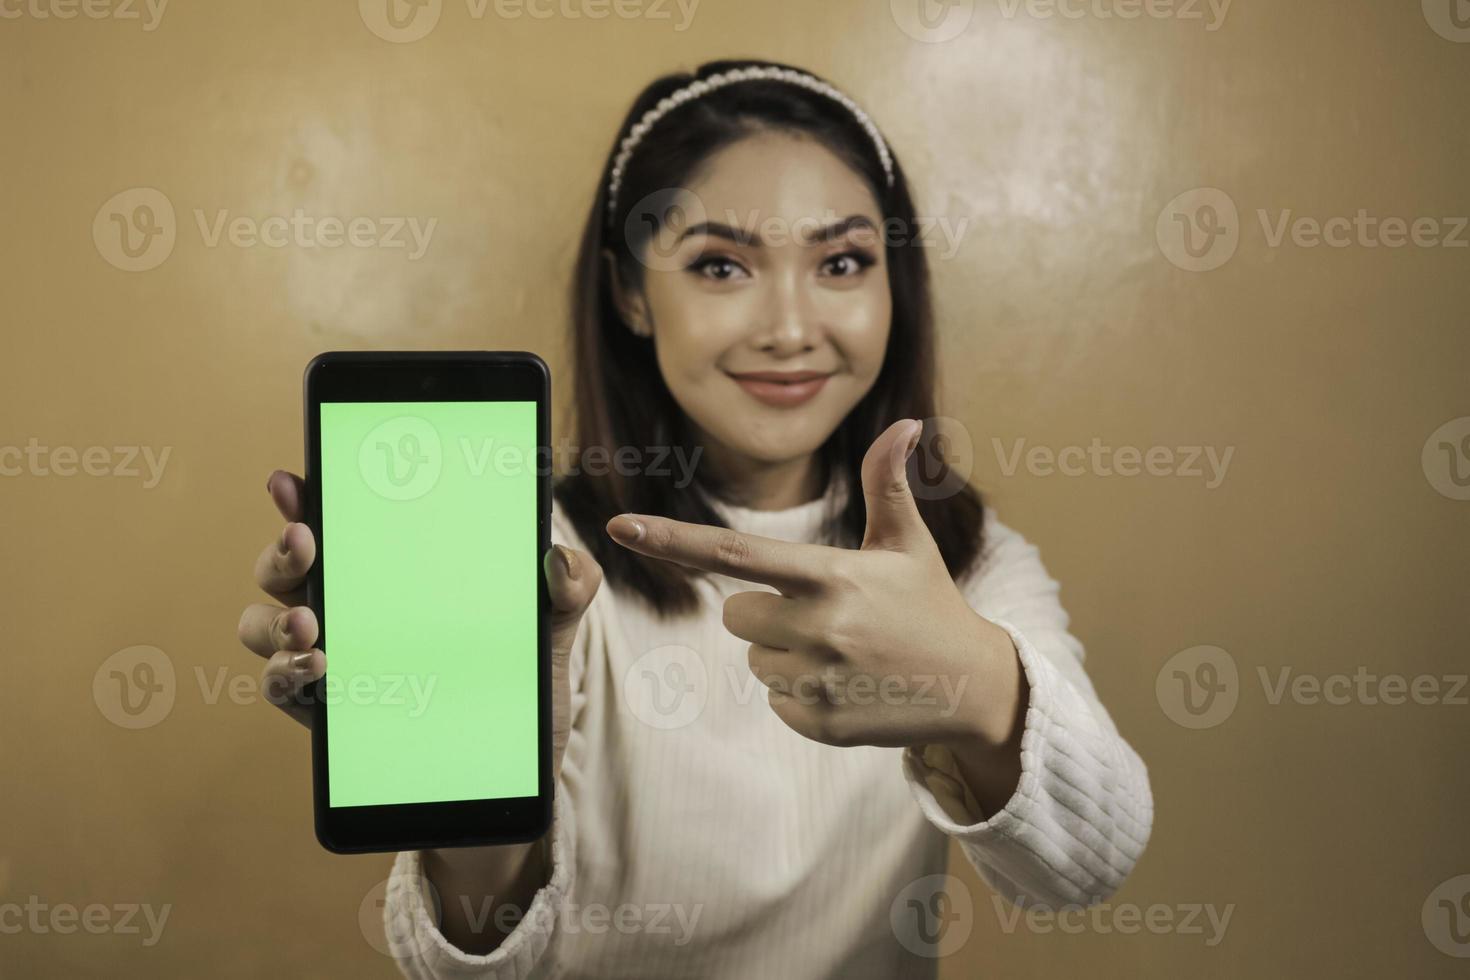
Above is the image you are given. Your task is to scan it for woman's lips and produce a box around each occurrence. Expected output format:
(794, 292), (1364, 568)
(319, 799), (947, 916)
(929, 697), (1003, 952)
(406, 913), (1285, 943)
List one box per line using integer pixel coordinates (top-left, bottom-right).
(727, 370), (832, 408)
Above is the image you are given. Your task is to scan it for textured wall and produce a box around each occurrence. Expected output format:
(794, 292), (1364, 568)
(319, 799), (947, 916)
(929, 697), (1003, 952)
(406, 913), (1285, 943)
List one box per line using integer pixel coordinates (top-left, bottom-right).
(2, 1), (1468, 976)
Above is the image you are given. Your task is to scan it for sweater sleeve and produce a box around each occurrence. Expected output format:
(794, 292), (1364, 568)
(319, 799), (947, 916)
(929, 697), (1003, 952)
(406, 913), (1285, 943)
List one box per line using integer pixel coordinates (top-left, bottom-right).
(381, 506), (599, 979)
(381, 789), (577, 979)
(901, 509), (1154, 908)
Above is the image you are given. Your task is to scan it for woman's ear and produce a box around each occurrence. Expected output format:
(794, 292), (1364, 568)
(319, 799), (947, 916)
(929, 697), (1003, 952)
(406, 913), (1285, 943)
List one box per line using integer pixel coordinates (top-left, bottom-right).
(602, 248), (652, 338)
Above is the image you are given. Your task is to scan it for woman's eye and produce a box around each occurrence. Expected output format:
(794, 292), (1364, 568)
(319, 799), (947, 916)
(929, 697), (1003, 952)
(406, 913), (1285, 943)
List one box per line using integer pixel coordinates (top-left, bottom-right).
(820, 251), (876, 278)
(689, 256), (748, 281)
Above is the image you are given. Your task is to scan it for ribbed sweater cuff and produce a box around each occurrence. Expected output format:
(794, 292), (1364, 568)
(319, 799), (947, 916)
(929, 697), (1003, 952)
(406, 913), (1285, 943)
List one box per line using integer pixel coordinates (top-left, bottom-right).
(383, 788), (576, 979)
(903, 618), (1152, 908)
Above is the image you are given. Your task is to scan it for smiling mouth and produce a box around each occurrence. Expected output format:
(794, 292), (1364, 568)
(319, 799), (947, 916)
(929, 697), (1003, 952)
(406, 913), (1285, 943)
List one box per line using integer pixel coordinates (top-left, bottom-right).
(726, 370), (834, 407)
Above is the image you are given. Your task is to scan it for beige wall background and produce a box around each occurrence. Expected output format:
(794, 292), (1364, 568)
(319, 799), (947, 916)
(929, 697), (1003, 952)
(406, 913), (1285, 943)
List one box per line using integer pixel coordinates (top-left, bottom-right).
(3, 1), (1467, 976)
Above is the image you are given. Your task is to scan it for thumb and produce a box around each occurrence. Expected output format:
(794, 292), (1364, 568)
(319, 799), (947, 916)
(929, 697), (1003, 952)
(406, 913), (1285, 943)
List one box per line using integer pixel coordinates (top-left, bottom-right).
(860, 419), (929, 552)
(544, 544), (602, 661)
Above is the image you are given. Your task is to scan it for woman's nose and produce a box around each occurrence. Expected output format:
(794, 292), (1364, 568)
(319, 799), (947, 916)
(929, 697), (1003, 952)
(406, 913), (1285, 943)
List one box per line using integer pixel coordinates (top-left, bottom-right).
(754, 278), (819, 353)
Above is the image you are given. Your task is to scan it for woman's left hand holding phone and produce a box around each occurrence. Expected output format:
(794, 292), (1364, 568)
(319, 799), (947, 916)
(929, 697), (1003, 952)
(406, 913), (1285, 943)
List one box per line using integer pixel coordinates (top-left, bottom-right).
(237, 468), (604, 956)
(238, 470), (325, 725)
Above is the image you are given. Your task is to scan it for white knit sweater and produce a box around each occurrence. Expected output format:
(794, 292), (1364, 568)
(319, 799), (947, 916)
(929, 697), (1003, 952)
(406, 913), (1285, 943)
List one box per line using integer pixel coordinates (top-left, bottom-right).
(382, 478), (1153, 979)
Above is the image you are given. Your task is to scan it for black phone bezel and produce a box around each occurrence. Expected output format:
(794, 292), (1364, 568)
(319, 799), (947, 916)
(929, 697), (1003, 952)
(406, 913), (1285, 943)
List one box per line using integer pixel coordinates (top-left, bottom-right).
(302, 350), (552, 854)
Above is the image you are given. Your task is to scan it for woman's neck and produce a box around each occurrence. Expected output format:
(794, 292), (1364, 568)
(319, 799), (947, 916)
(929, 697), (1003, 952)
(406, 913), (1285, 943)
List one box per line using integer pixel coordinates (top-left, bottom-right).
(699, 443), (827, 511)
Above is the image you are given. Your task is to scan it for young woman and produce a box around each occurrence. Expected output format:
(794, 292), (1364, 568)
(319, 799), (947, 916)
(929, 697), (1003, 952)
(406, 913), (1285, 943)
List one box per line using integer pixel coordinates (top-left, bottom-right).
(241, 59), (1152, 978)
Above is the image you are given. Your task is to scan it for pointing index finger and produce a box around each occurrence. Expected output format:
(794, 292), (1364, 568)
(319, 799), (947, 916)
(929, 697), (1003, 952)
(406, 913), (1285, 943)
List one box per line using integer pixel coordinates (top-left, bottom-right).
(607, 514), (825, 594)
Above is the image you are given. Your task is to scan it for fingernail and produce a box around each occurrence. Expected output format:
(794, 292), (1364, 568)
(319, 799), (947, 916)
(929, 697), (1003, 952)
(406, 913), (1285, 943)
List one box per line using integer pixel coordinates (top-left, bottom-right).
(903, 420), (923, 460)
(278, 524), (293, 555)
(554, 544), (580, 581)
(290, 650), (316, 672)
(608, 515), (645, 543)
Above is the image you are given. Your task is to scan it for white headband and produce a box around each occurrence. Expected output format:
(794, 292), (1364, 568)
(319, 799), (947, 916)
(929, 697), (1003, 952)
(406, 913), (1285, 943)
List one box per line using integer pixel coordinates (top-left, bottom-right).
(605, 66), (896, 223)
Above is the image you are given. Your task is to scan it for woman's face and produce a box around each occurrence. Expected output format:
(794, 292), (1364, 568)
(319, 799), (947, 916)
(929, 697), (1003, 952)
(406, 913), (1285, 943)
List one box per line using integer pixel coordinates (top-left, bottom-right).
(623, 131), (892, 475)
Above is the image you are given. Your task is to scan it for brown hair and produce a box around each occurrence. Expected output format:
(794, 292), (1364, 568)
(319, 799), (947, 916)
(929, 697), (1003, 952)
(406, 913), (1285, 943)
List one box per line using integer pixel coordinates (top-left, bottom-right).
(554, 58), (985, 617)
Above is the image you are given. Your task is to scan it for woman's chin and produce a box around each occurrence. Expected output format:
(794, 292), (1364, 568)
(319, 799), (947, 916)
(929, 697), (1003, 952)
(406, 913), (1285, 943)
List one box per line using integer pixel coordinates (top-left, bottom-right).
(716, 432), (831, 467)
(685, 407), (843, 470)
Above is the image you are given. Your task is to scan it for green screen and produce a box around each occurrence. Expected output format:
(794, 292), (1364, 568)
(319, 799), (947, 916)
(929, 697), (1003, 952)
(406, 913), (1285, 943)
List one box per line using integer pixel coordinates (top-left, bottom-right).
(320, 401), (538, 808)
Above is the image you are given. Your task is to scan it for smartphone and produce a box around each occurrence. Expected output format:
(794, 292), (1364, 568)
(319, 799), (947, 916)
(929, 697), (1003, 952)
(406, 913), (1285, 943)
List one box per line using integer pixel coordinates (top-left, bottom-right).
(303, 351), (551, 853)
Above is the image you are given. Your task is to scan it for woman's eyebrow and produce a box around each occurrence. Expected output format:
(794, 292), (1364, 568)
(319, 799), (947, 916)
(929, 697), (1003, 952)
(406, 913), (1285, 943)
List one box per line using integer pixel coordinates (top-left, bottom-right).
(679, 221), (752, 245)
(807, 214), (879, 244)
(678, 214), (879, 248)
